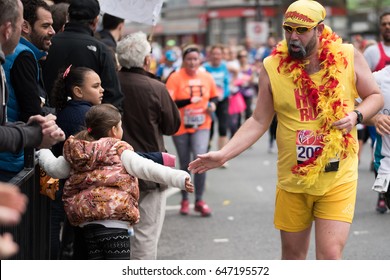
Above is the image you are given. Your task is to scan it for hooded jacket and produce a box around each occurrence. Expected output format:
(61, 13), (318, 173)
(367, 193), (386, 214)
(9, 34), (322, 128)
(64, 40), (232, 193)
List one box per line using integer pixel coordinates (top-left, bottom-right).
(62, 136), (139, 226)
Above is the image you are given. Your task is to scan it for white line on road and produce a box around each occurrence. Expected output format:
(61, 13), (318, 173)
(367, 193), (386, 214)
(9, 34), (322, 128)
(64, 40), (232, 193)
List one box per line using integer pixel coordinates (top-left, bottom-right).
(353, 230), (369, 235)
(214, 238), (229, 243)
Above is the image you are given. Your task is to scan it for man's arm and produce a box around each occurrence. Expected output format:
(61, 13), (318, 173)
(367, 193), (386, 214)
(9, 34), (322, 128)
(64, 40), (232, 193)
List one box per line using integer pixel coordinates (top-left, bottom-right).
(332, 48), (383, 133)
(354, 48), (383, 122)
(189, 65), (275, 173)
(0, 123), (42, 153)
(0, 114), (65, 153)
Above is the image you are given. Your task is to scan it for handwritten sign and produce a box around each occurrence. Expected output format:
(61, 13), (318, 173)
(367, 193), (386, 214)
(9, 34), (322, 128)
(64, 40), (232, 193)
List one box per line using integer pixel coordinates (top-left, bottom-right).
(99, 0), (164, 26)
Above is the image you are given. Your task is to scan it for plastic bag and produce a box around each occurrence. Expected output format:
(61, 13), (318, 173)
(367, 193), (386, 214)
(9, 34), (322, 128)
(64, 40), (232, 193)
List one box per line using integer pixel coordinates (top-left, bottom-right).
(39, 168), (59, 200)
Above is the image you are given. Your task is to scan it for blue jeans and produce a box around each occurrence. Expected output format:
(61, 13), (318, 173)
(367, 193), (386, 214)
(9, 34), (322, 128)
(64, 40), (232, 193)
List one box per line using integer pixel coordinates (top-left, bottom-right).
(172, 129), (210, 201)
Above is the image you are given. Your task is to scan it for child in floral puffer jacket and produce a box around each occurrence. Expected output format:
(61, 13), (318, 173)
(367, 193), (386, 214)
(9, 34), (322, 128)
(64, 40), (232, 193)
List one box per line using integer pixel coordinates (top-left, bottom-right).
(39, 104), (193, 260)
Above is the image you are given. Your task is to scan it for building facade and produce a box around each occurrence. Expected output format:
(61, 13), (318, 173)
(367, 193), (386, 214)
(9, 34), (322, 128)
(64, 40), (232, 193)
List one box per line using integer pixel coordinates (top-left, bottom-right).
(124, 0), (390, 50)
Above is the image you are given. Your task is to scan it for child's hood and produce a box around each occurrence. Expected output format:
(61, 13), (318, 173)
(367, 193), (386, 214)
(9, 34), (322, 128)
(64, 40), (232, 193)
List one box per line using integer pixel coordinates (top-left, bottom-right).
(63, 136), (132, 172)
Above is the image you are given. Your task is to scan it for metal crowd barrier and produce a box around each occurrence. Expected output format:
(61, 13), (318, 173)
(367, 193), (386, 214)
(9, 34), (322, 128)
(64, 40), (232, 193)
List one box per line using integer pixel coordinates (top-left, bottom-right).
(0, 148), (51, 259)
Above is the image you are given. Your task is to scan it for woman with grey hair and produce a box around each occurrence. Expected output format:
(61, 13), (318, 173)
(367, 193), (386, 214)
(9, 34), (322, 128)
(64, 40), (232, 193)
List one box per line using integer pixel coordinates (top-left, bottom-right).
(115, 31), (181, 260)
(117, 31), (152, 70)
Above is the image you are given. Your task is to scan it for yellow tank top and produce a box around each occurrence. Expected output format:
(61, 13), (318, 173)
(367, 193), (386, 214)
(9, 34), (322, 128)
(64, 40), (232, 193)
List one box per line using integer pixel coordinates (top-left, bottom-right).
(264, 44), (359, 195)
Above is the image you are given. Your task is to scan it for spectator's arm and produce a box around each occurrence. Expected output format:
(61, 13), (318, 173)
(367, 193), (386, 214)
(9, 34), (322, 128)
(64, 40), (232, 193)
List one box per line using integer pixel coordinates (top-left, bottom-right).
(0, 122), (42, 153)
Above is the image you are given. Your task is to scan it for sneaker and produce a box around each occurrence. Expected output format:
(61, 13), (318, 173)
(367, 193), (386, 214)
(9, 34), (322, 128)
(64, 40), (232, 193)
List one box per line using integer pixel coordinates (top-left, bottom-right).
(376, 194), (388, 214)
(180, 200), (189, 215)
(194, 200), (212, 217)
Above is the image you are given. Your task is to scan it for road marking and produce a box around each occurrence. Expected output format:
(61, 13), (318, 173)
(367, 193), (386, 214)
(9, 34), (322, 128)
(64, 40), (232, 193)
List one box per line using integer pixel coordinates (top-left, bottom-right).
(165, 204), (180, 211)
(166, 204), (195, 211)
(214, 238), (229, 243)
(353, 230), (369, 235)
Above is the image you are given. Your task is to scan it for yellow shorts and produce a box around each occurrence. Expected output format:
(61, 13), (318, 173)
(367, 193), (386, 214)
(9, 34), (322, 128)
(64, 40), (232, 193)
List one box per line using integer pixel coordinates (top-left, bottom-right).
(274, 181), (357, 232)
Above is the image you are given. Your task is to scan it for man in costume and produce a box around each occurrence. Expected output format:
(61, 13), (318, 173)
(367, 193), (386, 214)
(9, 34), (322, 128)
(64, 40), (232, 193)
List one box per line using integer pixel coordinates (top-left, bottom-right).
(189, 0), (383, 259)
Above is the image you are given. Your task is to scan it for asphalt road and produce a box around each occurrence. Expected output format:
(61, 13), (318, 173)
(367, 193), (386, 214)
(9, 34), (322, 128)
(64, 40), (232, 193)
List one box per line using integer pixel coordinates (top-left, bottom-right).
(157, 131), (390, 260)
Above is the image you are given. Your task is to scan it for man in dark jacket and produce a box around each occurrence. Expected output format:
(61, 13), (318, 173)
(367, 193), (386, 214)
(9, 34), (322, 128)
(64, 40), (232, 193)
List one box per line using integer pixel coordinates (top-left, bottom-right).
(96, 13), (124, 71)
(97, 13), (124, 52)
(116, 31), (181, 260)
(42, 0), (123, 110)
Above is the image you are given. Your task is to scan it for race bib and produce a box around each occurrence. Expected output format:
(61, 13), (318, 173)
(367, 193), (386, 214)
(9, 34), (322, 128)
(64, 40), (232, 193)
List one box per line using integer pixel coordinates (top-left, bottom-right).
(184, 108), (205, 129)
(296, 130), (339, 172)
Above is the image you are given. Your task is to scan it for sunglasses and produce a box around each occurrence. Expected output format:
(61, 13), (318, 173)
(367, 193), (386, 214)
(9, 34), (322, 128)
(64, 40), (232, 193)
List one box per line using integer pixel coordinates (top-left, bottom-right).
(282, 24), (316, 35)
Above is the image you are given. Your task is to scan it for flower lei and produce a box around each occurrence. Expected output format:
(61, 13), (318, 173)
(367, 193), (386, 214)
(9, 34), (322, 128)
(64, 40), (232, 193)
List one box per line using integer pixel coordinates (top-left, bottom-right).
(272, 26), (356, 186)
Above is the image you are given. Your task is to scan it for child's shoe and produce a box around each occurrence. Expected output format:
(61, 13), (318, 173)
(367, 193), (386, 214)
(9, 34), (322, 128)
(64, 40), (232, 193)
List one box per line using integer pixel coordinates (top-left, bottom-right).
(180, 199), (189, 215)
(194, 200), (211, 217)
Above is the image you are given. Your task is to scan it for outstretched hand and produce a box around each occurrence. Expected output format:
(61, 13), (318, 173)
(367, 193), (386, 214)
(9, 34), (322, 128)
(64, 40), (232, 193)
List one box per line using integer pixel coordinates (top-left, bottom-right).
(185, 177), (194, 193)
(188, 151), (224, 174)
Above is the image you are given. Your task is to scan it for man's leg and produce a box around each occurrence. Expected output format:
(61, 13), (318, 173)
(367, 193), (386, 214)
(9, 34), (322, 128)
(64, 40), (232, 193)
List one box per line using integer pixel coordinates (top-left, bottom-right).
(314, 218), (350, 259)
(313, 181), (356, 259)
(280, 226), (312, 260)
(275, 187), (313, 260)
(130, 189), (167, 260)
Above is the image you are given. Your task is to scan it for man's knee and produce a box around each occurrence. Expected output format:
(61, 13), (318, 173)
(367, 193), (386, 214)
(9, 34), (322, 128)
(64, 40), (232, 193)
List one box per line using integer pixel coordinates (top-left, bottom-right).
(315, 242), (345, 260)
